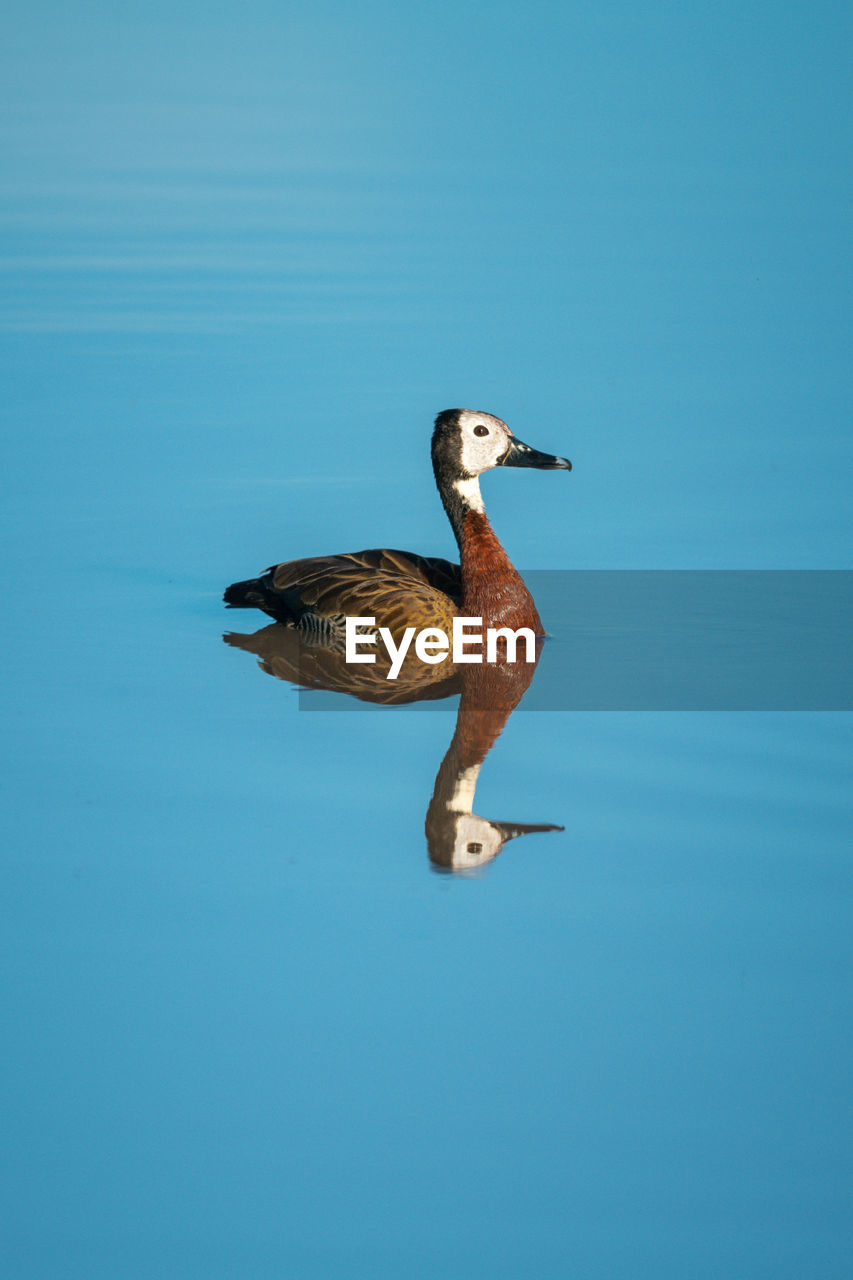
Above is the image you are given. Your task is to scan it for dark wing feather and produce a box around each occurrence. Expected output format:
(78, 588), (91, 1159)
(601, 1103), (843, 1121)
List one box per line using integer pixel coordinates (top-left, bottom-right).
(254, 548), (461, 640)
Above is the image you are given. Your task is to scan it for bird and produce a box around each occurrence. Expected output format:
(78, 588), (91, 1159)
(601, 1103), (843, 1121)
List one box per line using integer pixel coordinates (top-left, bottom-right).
(223, 408), (571, 644)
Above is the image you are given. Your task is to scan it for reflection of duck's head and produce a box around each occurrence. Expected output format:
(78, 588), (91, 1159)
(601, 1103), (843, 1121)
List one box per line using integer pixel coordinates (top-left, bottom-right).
(426, 805), (564, 874)
(425, 701), (564, 874)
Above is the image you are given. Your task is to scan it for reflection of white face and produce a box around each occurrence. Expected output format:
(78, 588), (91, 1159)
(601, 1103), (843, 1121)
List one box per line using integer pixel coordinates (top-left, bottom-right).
(456, 410), (513, 477)
(450, 813), (507, 871)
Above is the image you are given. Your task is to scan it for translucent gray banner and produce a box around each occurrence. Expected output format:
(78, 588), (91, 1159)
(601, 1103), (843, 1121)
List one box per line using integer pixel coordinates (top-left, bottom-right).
(295, 571), (852, 710)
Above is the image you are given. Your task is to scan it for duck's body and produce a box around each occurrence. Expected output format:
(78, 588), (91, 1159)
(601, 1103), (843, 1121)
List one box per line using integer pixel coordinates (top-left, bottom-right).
(224, 409), (570, 642)
(224, 546), (460, 644)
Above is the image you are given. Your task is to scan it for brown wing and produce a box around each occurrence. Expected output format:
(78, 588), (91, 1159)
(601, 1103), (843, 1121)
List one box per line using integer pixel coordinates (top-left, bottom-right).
(263, 547), (461, 641)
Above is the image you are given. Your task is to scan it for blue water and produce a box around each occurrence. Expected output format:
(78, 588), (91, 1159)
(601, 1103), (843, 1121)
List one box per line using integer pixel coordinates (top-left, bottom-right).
(2, 3), (852, 1276)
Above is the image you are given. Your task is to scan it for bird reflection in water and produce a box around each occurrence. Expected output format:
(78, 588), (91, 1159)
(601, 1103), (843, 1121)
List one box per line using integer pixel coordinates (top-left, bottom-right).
(223, 625), (563, 874)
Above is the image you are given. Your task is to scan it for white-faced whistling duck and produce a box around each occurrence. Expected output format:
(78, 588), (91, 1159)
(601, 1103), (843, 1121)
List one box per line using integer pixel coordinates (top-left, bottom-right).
(223, 408), (571, 642)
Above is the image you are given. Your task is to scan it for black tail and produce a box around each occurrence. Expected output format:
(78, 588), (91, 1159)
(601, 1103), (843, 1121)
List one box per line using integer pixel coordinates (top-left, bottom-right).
(223, 577), (267, 609)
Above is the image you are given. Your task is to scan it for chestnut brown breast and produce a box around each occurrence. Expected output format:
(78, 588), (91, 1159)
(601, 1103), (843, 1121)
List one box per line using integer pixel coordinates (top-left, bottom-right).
(459, 510), (544, 634)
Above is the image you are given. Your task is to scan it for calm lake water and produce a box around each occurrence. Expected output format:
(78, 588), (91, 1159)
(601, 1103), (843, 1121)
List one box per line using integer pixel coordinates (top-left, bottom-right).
(3, 3), (852, 1277)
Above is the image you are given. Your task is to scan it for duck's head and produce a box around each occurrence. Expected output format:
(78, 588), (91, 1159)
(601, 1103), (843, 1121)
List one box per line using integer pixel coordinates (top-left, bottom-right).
(432, 408), (572, 481)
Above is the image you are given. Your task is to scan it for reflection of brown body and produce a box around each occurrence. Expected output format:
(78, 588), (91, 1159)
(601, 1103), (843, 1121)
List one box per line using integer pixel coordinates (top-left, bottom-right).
(224, 626), (563, 873)
(224, 620), (462, 704)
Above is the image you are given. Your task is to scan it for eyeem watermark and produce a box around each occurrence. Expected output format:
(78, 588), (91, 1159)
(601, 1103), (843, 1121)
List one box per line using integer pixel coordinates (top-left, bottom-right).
(345, 616), (536, 680)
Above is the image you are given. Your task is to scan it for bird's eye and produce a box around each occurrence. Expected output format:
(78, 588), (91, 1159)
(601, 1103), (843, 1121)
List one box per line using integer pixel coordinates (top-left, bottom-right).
(473, 425), (489, 437)
(467, 842), (483, 854)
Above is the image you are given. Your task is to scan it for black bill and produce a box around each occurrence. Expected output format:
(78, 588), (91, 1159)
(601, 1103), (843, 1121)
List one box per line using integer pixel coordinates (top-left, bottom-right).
(498, 436), (572, 470)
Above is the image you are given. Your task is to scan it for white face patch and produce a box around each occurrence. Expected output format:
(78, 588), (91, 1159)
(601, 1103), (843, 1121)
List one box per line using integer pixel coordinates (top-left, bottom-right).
(456, 410), (513, 477)
(451, 813), (506, 870)
(452, 475), (484, 512)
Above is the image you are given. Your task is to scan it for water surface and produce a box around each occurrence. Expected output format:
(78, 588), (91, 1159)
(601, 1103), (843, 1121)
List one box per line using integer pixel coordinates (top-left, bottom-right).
(2, 3), (852, 1277)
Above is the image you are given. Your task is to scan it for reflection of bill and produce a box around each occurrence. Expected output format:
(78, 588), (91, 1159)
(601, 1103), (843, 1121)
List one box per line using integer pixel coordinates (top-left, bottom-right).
(344, 615), (538, 679)
(223, 625), (563, 874)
